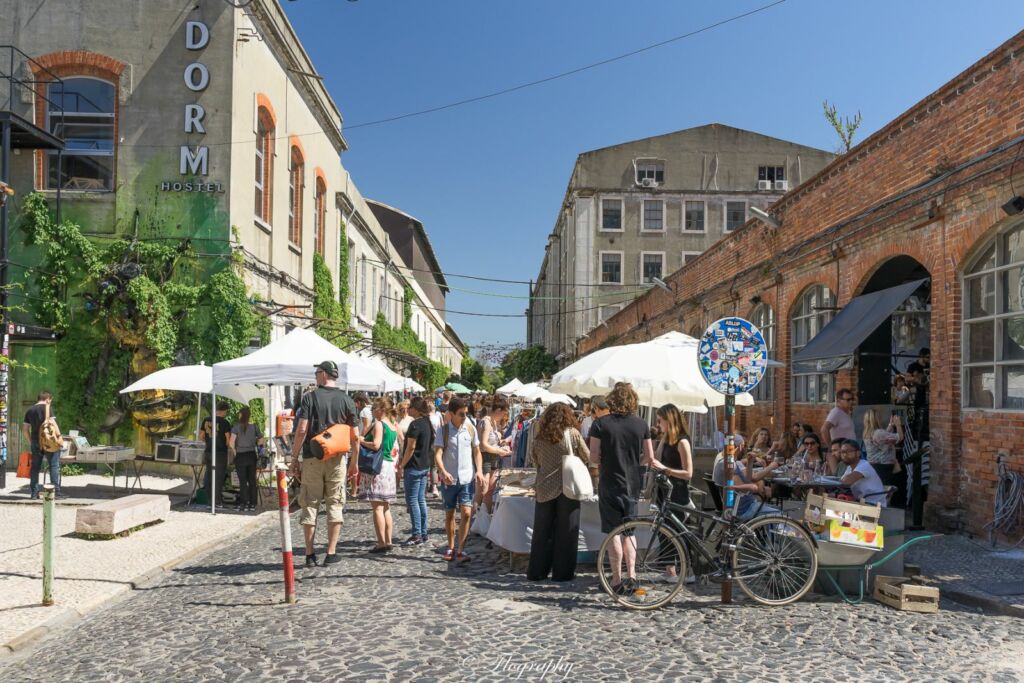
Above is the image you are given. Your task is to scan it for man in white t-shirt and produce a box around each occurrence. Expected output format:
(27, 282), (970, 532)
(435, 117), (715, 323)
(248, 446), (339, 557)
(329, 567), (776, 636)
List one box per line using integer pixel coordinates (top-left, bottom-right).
(821, 388), (856, 447)
(838, 439), (887, 506)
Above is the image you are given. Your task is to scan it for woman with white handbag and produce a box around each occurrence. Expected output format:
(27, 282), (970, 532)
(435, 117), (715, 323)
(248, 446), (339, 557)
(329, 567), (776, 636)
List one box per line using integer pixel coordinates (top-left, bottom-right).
(526, 403), (590, 582)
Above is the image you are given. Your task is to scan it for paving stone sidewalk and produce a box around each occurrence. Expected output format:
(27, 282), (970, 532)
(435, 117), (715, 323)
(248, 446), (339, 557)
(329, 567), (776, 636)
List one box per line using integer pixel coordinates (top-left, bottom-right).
(0, 476), (273, 650)
(905, 533), (1024, 615)
(0, 494), (1021, 682)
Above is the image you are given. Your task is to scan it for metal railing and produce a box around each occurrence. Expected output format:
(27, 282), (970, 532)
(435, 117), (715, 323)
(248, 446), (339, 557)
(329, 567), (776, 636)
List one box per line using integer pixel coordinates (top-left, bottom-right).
(0, 45), (64, 120)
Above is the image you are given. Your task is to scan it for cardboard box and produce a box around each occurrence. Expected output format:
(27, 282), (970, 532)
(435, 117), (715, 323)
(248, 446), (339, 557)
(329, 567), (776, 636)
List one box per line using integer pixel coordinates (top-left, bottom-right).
(874, 575), (939, 613)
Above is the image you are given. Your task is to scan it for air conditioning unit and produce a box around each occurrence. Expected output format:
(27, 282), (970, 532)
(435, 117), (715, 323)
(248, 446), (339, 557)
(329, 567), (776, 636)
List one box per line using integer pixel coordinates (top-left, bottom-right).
(757, 179), (772, 191)
(774, 180), (789, 191)
(640, 177), (657, 188)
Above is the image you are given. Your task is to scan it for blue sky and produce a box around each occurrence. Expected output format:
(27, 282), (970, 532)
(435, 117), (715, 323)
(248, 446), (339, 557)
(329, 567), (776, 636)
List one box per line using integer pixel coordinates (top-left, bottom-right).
(281, 0), (1024, 357)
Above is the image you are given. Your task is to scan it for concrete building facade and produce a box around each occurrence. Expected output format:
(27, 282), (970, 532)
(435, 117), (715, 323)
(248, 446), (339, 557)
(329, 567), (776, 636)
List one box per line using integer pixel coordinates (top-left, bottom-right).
(0, 0), (461, 444)
(576, 31), (1024, 539)
(528, 125), (833, 363)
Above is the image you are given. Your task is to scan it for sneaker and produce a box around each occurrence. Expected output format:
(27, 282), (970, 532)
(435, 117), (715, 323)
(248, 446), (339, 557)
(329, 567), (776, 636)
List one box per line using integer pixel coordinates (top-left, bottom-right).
(323, 553), (341, 565)
(30, 492), (39, 500)
(611, 580), (634, 596)
(305, 554), (318, 567)
(401, 536), (420, 547)
(442, 547), (455, 561)
(415, 536), (428, 546)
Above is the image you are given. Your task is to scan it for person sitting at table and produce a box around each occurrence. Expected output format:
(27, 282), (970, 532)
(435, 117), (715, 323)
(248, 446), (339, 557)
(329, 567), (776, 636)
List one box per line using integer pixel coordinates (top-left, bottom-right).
(798, 433), (826, 473)
(747, 427), (772, 467)
(828, 440), (849, 477)
(527, 402), (590, 582)
(838, 438), (888, 507)
(712, 451), (780, 520)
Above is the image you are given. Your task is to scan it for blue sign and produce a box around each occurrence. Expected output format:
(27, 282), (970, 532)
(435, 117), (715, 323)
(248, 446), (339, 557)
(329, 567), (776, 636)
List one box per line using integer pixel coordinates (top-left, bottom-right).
(697, 317), (767, 396)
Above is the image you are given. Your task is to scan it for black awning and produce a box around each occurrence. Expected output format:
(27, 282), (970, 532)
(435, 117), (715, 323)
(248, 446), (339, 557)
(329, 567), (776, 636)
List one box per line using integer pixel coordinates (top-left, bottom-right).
(792, 279), (928, 374)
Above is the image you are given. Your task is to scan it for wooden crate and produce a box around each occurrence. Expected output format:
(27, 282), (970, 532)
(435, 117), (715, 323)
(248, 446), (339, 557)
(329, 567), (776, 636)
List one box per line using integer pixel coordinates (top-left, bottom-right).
(873, 575), (939, 613)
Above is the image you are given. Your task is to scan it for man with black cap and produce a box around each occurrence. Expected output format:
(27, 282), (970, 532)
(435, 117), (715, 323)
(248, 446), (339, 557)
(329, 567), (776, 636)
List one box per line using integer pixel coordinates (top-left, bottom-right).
(290, 360), (358, 567)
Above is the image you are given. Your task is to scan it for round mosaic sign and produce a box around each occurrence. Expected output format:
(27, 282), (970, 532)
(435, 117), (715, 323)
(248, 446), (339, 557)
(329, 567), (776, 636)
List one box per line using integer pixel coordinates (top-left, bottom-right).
(697, 317), (768, 395)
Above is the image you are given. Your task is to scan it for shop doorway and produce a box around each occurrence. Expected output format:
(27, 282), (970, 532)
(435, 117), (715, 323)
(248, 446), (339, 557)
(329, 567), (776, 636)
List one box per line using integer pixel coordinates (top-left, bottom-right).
(856, 256), (931, 406)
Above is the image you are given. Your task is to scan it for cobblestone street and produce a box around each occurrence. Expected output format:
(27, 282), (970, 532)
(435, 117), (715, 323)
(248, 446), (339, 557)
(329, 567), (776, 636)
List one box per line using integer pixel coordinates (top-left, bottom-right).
(1, 497), (1022, 682)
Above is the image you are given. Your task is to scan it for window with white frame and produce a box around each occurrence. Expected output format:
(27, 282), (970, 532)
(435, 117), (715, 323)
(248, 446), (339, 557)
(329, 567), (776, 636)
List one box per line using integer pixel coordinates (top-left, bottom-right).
(641, 252), (664, 284)
(601, 198), (623, 231)
(725, 201), (747, 231)
(758, 165), (785, 182)
(963, 221), (1024, 409)
(791, 285), (835, 403)
(46, 77), (115, 191)
(600, 252), (623, 284)
(751, 303), (775, 402)
(642, 200), (664, 232)
(682, 251), (702, 266)
(684, 200), (705, 232)
(635, 160), (664, 185)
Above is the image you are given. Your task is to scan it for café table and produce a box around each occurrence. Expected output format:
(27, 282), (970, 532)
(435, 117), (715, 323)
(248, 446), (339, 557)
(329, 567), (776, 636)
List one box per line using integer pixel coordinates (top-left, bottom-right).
(764, 474), (847, 504)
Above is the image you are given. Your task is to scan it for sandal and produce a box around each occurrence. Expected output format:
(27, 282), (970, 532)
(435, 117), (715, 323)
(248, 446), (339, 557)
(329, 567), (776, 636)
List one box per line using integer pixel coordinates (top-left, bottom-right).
(443, 547), (455, 561)
(457, 551), (471, 563)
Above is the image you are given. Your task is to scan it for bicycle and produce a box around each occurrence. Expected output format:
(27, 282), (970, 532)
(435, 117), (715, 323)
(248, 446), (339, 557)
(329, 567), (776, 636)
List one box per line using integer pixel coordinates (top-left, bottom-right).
(597, 473), (819, 609)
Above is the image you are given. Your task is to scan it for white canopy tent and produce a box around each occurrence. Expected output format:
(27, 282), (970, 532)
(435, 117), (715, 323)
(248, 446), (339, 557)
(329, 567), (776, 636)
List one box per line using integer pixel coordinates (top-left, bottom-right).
(496, 378), (525, 395)
(510, 382), (576, 408)
(360, 356), (425, 393)
(549, 331), (755, 412)
(212, 328), (384, 390)
(204, 328), (390, 515)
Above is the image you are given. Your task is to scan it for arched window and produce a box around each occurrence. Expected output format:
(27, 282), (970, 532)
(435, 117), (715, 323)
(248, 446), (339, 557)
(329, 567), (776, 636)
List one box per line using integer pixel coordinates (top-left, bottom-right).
(313, 176), (326, 257)
(791, 285), (835, 403)
(46, 77), (116, 190)
(964, 221), (1024, 409)
(288, 146), (304, 246)
(751, 303), (775, 401)
(254, 107), (274, 225)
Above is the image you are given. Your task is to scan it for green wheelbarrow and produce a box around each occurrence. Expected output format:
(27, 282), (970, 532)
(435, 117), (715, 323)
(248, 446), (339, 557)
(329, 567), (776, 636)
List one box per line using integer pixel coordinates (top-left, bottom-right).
(815, 534), (938, 604)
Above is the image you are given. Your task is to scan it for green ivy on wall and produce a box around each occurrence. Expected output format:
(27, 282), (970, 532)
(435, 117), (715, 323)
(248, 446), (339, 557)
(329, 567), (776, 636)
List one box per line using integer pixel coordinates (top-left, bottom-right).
(19, 193), (265, 439)
(372, 287), (450, 390)
(338, 219), (351, 327)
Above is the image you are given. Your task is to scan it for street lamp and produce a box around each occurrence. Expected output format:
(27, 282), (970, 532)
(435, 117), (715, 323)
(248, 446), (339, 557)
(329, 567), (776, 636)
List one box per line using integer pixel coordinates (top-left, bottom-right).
(749, 206), (782, 229)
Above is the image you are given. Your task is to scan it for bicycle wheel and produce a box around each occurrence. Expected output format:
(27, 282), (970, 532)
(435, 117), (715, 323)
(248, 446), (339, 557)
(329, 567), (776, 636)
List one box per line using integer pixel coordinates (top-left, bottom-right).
(732, 515), (818, 606)
(596, 519), (687, 610)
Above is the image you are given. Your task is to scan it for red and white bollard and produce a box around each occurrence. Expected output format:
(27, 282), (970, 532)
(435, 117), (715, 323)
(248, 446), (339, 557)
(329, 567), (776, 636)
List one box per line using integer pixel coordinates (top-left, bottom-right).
(276, 466), (296, 604)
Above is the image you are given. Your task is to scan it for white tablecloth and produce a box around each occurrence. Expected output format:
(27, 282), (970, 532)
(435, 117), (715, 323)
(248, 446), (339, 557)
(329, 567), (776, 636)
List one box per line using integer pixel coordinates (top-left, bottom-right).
(485, 494), (608, 553)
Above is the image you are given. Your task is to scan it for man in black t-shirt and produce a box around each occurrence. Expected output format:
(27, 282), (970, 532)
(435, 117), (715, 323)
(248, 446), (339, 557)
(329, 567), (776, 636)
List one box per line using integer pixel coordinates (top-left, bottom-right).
(201, 402), (234, 507)
(290, 360), (357, 567)
(397, 396), (435, 546)
(22, 390), (62, 499)
(588, 383), (654, 593)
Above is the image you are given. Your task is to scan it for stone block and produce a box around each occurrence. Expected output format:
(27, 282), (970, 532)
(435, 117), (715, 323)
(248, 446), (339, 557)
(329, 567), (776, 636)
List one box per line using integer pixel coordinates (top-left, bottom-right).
(75, 494), (170, 536)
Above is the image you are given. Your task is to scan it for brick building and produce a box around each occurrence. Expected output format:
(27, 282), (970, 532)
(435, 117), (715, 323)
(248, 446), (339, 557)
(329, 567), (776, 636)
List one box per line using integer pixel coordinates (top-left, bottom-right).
(577, 30), (1024, 536)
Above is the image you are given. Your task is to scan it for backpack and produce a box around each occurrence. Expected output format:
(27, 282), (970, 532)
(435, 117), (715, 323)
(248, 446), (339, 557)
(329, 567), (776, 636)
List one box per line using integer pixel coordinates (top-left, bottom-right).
(39, 403), (63, 453)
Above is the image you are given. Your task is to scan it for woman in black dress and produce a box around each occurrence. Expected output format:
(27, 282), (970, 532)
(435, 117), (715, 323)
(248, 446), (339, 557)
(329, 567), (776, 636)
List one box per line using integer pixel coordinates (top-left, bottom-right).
(649, 403), (693, 578)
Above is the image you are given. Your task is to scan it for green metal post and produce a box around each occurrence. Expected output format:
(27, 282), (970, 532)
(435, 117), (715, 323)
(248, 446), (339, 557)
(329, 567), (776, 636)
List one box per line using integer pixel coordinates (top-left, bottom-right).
(42, 484), (54, 606)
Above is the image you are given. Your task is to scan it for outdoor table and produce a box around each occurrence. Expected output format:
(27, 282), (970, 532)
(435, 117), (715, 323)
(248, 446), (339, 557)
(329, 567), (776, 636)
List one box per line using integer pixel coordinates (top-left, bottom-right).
(485, 493), (607, 555)
(128, 454), (154, 491)
(766, 476), (847, 504)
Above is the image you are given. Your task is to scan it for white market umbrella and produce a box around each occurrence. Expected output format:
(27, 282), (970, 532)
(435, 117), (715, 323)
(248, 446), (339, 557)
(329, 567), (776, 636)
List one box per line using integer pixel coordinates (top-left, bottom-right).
(550, 331), (754, 412)
(496, 377), (525, 395)
(120, 364), (262, 405)
(514, 382), (544, 400)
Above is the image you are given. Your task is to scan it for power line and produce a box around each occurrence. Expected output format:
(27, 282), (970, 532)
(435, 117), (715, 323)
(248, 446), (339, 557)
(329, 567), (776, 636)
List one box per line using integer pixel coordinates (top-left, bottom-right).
(364, 257), (657, 290)
(117, 1), (786, 147)
(345, 0), (787, 130)
(380, 293), (632, 318)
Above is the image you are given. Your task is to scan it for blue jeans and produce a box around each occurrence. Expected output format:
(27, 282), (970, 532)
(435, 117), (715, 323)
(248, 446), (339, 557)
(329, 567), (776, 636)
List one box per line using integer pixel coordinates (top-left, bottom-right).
(30, 445), (60, 495)
(403, 468), (429, 538)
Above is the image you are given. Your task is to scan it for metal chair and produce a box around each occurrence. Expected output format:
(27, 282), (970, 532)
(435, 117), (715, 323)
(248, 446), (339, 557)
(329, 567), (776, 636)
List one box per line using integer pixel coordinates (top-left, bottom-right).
(702, 472), (724, 511)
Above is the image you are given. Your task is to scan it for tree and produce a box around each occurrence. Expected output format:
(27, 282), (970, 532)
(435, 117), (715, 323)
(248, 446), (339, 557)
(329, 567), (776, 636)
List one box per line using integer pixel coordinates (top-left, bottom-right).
(823, 100), (862, 154)
(460, 353), (486, 390)
(500, 345), (557, 384)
